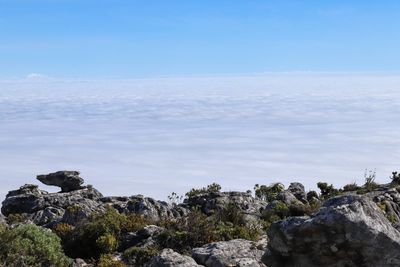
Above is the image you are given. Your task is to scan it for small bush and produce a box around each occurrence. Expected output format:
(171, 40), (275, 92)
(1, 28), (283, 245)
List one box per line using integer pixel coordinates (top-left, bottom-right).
(63, 207), (149, 259)
(317, 182), (338, 199)
(53, 223), (74, 238)
(254, 183), (285, 202)
(97, 254), (127, 267)
(0, 224), (71, 267)
(185, 183), (222, 198)
(6, 213), (28, 224)
(123, 247), (159, 266)
(391, 171), (400, 185)
(97, 233), (118, 253)
(343, 182), (359, 192)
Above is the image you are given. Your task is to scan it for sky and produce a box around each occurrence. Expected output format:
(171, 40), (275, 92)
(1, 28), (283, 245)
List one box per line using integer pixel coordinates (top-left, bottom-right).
(1, 1), (400, 78)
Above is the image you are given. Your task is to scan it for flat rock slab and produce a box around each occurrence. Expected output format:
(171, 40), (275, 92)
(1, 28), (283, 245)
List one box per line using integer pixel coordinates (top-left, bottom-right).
(37, 170), (84, 192)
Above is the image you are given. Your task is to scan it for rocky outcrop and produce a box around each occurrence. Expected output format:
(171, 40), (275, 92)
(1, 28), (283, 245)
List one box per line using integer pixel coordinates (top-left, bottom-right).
(185, 191), (266, 222)
(37, 171), (84, 192)
(122, 225), (165, 250)
(101, 195), (189, 221)
(1, 176), (103, 226)
(146, 249), (201, 267)
(265, 195), (400, 267)
(192, 238), (267, 267)
(288, 182), (307, 203)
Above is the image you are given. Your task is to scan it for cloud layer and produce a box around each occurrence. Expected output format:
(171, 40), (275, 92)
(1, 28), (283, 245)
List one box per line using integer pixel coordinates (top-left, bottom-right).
(1, 73), (400, 200)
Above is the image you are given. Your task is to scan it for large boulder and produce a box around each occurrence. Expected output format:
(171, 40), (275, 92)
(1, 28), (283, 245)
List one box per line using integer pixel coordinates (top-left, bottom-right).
(101, 195), (189, 221)
(1, 183), (103, 226)
(185, 191), (267, 222)
(146, 249), (201, 267)
(288, 182), (307, 203)
(122, 225), (165, 250)
(37, 170), (84, 192)
(265, 195), (400, 267)
(192, 239), (267, 267)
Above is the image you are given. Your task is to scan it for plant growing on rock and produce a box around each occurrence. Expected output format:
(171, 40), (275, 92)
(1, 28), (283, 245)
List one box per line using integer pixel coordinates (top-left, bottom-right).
(391, 171), (400, 185)
(97, 254), (127, 267)
(185, 183), (222, 198)
(123, 246), (159, 266)
(317, 182), (339, 199)
(254, 183), (285, 202)
(62, 206), (149, 259)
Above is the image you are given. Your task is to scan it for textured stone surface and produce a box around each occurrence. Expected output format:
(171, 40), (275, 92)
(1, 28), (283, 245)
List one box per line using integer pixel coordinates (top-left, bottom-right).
(1, 183), (103, 226)
(185, 191), (266, 223)
(101, 195), (189, 221)
(265, 195), (400, 267)
(122, 225), (165, 250)
(37, 170), (84, 192)
(192, 239), (267, 267)
(146, 249), (201, 267)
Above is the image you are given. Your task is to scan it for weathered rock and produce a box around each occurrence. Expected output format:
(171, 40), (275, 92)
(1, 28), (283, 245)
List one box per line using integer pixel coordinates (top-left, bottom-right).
(122, 225), (165, 250)
(146, 249), (201, 267)
(185, 191), (266, 222)
(72, 258), (94, 267)
(265, 195), (400, 267)
(101, 195), (189, 221)
(276, 191), (299, 206)
(192, 239), (267, 267)
(288, 182), (307, 203)
(2, 183), (104, 226)
(37, 170), (84, 192)
(0, 213), (6, 225)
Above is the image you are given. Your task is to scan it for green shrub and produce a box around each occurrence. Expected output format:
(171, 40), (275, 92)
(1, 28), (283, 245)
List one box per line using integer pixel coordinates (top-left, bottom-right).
(52, 223), (74, 238)
(63, 206), (149, 259)
(343, 182), (359, 192)
(317, 182), (338, 199)
(6, 213), (28, 224)
(97, 233), (118, 253)
(0, 224), (71, 267)
(123, 247), (159, 266)
(391, 171), (400, 185)
(185, 183), (222, 198)
(254, 183), (284, 202)
(97, 254), (127, 267)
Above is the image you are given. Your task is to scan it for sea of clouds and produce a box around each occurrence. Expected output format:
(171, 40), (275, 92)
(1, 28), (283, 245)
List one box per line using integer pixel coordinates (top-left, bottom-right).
(1, 73), (400, 200)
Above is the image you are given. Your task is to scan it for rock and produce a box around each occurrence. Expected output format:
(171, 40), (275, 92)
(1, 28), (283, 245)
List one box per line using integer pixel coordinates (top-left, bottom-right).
(122, 225), (165, 250)
(2, 183), (103, 226)
(265, 195), (400, 267)
(0, 213), (6, 225)
(37, 170), (84, 192)
(101, 195), (189, 221)
(276, 191), (299, 206)
(146, 248), (201, 267)
(192, 239), (267, 267)
(185, 191), (266, 222)
(288, 182), (307, 203)
(72, 258), (94, 267)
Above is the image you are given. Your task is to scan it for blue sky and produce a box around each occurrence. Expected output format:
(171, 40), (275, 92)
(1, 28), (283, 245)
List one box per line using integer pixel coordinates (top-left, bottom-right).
(1, 1), (400, 78)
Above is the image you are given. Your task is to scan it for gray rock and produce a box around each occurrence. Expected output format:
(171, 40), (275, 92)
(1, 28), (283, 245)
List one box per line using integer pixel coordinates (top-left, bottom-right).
(122, 225), (165, 250)
(192, 239), (267, 267)
(72, 258), (93, 267)
(2, 183), (103, 226)
(288, 182), (307, 203)
(37, 170), (84, 192)
(146, 249), (201, 267)
(101, 195), (189, 221)
(265, 195), (400, 267)
(185, 191), (266, 222)
(276, 191), (299, 206)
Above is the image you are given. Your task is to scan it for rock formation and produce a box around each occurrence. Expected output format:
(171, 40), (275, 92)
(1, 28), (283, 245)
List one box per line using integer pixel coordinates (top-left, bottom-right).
(192, 238), (268, 267)
(265, 195), (400, 267)
(37, 170), (84, 192)
(146, 249), (201, 267)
